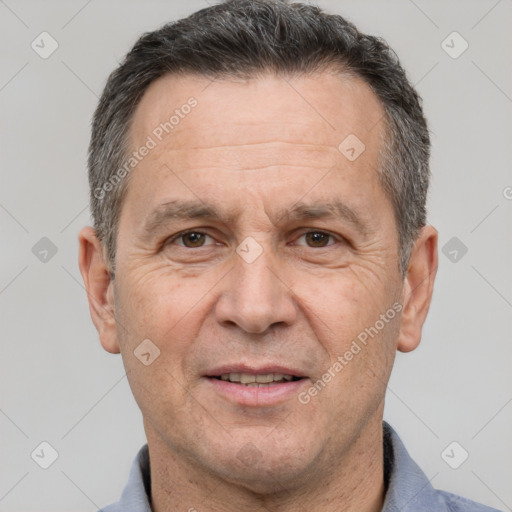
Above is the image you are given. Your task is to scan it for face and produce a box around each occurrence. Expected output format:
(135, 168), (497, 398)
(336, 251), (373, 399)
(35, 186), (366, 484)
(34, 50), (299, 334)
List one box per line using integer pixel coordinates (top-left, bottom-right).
(80, 71), (437, 494)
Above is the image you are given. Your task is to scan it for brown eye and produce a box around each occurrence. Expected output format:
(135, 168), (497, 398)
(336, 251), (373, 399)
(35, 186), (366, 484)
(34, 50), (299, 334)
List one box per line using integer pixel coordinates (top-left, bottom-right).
(178, 232), (208, 248)
(303, 231), (334, 248)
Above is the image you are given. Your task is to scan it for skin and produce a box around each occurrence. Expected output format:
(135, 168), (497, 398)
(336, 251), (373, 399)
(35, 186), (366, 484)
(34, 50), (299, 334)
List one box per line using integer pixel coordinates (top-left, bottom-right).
(79, 71), (438, 512)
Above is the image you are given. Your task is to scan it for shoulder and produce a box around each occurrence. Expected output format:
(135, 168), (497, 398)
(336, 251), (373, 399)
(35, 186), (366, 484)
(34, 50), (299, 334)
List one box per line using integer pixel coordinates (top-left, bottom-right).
(96, 444), (152, 512)
(437, 490), (503, 512)
(382, 422), (502, 512)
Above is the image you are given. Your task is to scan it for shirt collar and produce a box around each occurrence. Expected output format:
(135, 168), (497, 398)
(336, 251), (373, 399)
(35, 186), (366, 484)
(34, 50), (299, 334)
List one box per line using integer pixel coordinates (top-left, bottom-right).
(381, 422), (451, 511)
(102, 421), (450, 512)
(110, 441), (152, 511)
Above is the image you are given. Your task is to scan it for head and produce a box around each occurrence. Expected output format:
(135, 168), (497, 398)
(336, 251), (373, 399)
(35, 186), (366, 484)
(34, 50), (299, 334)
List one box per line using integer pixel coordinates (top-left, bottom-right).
(79, 0), (437, 497)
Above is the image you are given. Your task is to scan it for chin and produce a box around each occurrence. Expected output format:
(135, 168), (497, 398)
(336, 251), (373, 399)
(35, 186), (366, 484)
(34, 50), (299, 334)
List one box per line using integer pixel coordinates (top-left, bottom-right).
(223, 459), (309, 495)
(203, 438), (321, 495)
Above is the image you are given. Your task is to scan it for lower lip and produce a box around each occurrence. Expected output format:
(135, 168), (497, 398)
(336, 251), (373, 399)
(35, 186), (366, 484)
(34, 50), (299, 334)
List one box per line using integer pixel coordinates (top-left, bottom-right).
(204, 377), (308, 406)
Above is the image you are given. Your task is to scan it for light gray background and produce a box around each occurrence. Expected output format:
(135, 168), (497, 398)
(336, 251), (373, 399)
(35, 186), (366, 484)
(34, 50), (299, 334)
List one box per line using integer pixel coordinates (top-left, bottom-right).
(1, 0), (511, 510)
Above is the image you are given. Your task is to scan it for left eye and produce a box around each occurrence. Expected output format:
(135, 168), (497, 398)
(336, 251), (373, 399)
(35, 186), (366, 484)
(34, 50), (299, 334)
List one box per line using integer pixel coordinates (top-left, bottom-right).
(295, 231), (336, 248)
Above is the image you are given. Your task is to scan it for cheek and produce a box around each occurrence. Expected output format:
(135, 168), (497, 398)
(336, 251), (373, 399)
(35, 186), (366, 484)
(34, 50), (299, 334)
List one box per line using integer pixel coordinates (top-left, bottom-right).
(294, 268), (399, 400)
(294, 269), (391, 342)
(112, 276), (199, 421)
(116, 269), (198, 330)
(112, 275), (198, 382)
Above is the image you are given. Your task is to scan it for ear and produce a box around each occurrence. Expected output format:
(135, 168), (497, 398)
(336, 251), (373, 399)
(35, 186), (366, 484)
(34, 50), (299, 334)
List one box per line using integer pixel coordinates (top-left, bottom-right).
(397, 225), (438, 353)
(78, 226), (120, 354)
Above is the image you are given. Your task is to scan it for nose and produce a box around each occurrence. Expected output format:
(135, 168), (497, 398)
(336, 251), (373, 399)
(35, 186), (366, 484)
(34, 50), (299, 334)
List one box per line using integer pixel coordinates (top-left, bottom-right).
(215, 243), (297, 334)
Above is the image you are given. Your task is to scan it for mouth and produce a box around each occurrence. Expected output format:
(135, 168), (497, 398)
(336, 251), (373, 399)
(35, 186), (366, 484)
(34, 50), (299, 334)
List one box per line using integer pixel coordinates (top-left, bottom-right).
(204, 366), (308, 406)
(211, 372), (303, 387)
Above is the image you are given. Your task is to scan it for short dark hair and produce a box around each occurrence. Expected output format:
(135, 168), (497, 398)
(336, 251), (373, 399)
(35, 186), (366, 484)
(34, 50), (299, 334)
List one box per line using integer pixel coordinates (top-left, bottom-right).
(88, 0), (430, 276)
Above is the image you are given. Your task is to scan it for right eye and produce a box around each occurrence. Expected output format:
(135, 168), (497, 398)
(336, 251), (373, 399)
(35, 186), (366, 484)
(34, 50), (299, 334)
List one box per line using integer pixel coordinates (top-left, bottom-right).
(166, 230), (217, 248)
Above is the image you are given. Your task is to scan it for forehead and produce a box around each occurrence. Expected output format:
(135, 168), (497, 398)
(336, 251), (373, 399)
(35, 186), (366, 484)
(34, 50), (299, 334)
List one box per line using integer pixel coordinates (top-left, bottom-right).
(129, 70), (386, 166)
(123, 71), (389, 229)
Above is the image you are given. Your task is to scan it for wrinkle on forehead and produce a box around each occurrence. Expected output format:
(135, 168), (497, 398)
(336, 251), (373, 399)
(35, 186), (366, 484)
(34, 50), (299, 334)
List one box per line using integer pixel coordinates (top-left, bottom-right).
(152, 140), (341, 174)
(129, 71), (386, 157)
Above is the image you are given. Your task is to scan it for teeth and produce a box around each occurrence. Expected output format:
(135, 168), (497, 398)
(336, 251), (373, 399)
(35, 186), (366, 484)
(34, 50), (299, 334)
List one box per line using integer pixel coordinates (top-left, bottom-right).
(240, 374), (256, 384)
(218, 373), (297, 385)
(255, 374), (274, 383)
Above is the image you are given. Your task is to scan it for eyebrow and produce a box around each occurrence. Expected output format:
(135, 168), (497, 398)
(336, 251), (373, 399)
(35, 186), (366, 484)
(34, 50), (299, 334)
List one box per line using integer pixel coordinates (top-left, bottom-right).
(142, 198), (368, 237)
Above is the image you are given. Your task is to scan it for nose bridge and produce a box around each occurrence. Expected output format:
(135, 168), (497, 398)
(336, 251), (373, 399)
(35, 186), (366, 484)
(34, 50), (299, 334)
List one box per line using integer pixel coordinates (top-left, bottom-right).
(215, 236), (296, 334)
(236, 239), (278, 298)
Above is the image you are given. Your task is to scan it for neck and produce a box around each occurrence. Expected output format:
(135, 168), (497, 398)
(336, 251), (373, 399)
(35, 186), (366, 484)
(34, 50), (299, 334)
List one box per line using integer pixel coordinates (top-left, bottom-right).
(146, 413), (386, 512)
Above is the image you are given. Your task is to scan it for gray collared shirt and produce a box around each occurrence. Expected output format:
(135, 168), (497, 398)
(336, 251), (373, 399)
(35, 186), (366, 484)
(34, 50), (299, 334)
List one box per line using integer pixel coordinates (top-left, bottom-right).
(99, 422), (501, 511)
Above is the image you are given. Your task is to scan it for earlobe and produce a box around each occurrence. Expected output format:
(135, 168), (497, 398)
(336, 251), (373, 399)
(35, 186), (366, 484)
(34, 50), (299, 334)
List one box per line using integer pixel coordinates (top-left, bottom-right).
(78, 226), (121, 354)
(397, 225), (438, 353)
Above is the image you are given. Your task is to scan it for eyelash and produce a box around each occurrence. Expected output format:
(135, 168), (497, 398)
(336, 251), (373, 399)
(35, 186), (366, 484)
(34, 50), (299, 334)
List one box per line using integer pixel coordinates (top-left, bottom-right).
(166, 229), (343, 249)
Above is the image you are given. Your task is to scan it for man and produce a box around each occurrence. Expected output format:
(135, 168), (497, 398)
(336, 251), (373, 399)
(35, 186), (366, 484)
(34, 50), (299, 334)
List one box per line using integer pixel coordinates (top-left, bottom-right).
(78, 1), (499, 510)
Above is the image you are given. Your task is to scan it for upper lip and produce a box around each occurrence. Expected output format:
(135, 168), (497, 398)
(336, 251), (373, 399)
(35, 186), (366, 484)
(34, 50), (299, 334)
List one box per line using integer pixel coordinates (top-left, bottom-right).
(205, 364), (307, 378)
